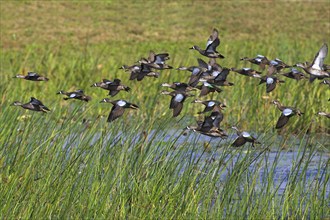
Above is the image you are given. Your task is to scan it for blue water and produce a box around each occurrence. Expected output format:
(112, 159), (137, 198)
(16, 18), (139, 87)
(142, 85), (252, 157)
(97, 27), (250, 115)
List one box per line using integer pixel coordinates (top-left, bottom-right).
(63, 127), (329, 197)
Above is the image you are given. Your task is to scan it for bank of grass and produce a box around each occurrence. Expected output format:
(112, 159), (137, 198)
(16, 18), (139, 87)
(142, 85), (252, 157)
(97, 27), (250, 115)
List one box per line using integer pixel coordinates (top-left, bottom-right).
(0, 107), (328, 219)
(1, 1), (329, 219)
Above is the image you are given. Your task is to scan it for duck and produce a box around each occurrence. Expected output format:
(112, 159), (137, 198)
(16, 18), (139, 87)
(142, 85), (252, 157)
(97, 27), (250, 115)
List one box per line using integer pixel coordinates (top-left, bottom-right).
(259, 76), (285, 93)
(161, 90), (194, 117)
(294, 43), (330, 82)
(231, 126), (260, 147)
(119, 64), (140, 72)
(135, 63), (160, 81)
(230, 67), (262, 78)
(204, 110), (225, 128)
(191, 99), (226, 114)
(201, 68), (234, 86)
(138, 51), (172, 70)
(187, 102), (226, 137)
(11, 97), (50, 113)
(13, 72), (49, 81)
(120, 64), (159, 81)
(196, 79), (223, 97)
(259, 65), (285, 93)
(177, 58), (208, 87)
(272, 100), (303, 129)
(268, 58), (291, 72)
(187, 111), (227, 138)
(100, 99), (139, 122)
(57, 89), (91, 102)
(281, 68), (307, 80)
(296, 61), (330, 72)
(205, 59), (229, 78)
(189, 28), (225, 59)
(144, 62), (173, 70)
(161, 82), (195, 92)
(188, 126), (228, 138)
(317, 111), (330, 118)
(91, 78), (131, 96)
(240, 54), (270, 70)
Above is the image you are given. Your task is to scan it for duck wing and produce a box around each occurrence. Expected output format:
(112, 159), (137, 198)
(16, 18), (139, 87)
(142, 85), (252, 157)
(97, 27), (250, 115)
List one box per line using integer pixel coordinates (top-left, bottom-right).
(109, 90), (120, 97)
(197, 58), (209, 69)
(172, 102), (183, 117)
(206, 38), (220, 53)
(214, 68), (230, 81)
(30, 97), (50, 111)
(206, 29), (220, 51)
(147, 50), (156, 63)
(154, 53), (170, 64)
(107, 105), (125, 122)
(275, 114), (290, 129)
(312, 43), (328, 70)
(170, 93), (184, 109)
(232, 136), (247, 147)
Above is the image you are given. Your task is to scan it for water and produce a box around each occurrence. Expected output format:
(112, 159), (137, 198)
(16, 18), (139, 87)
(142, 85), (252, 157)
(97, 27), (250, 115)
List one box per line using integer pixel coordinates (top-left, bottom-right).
(63, 126), (330, 197)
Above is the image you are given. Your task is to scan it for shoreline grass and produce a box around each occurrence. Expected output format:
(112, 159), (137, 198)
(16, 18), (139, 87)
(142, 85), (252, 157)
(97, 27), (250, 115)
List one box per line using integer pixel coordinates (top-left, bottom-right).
(0, 113), (328, 218)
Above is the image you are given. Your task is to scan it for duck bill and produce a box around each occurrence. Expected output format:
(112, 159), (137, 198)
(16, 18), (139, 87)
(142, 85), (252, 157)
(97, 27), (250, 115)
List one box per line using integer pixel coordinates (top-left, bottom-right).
(130, 104), (139, 110)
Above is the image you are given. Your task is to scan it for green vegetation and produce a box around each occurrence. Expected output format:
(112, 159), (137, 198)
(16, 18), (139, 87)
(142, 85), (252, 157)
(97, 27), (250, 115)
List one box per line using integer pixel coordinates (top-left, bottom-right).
(0, 1), (329, 219)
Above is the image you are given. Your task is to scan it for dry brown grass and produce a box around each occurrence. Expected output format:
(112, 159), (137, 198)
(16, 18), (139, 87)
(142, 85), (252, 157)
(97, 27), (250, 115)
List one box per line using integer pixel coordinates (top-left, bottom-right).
(1, 1), (329, 49)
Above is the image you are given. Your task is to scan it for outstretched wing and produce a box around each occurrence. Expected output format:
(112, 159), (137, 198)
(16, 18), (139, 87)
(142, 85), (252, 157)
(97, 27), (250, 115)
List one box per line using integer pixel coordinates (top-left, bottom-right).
(275, 114), (290, 129)
(172, 102), (183, 117)
(214, 68), (230, 81)
(107, 105), (125, 122)
(206, 28), (220, 50)
(232, 136), (246, 147)
(197, 58), (209, 69)
(312, 43), (328, 70)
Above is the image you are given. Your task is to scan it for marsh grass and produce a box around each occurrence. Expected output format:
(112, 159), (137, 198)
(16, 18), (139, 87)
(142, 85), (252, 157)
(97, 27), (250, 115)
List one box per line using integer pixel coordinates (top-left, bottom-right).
(0, 106), (328, 218)
(1, 1), (329, 219)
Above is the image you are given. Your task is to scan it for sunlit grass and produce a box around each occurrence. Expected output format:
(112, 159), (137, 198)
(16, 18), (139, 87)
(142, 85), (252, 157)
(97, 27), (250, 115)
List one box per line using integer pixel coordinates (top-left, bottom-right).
(0, 110), (328, 218)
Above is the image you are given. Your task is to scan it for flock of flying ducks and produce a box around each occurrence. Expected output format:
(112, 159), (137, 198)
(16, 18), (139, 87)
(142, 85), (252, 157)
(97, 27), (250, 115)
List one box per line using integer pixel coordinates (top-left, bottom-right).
(11, 28), (329, 147)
